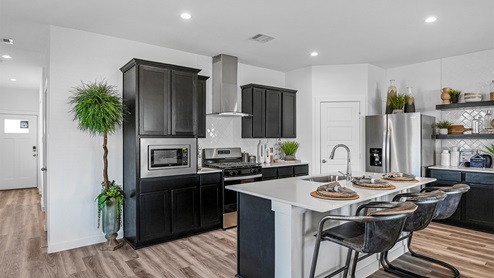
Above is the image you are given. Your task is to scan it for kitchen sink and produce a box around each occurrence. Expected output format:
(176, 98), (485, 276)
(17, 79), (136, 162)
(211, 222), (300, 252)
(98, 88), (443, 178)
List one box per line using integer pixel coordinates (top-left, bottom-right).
(302, 175), (346, 183)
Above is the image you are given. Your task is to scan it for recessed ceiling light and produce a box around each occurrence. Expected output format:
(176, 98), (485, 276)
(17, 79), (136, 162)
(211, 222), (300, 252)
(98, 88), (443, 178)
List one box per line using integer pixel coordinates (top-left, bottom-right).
(10, 78), (16, 81)
(310, 52), (319, 57)
(2, 55), (12, 59)
(180, 13), (192, 20)
(425, 16), (437, 23)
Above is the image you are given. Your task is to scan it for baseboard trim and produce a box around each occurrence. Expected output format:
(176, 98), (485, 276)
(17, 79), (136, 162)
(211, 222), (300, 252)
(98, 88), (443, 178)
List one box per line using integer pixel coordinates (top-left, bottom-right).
(47, 231), (123, 253)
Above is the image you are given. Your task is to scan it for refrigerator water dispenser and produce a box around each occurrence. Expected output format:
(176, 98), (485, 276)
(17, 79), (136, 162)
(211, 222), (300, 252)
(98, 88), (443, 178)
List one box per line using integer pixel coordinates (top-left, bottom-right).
(369, 148), (382, 166)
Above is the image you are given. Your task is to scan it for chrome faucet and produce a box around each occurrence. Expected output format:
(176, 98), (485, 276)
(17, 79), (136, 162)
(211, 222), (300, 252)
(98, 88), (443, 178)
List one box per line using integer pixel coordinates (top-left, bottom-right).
(330, 144), (352, 182)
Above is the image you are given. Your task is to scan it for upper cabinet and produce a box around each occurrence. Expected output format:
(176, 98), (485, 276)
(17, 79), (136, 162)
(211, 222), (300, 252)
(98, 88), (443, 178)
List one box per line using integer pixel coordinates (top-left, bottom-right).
(197, 75), (209, 138)
(241, 84), (297, 138)
(121, 59), (201, 137)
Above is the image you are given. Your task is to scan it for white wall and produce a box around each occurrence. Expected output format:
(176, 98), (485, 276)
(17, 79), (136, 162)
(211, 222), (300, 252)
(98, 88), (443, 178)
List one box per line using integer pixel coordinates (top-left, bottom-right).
(367, 64), (386, 115)
(47, 26), (216, 253)
(0, 87), (39, 114)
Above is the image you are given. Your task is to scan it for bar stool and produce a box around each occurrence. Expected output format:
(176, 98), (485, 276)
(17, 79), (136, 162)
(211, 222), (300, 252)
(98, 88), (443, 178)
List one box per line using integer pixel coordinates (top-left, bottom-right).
(309, 201), (417, 278)
(380, 190), (447, 278)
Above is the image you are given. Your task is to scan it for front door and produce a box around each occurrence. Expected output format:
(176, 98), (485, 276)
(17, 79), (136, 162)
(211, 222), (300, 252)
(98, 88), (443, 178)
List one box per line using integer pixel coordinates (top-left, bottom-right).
(320, 102), (360, 174)
(0, 114), (38, 190)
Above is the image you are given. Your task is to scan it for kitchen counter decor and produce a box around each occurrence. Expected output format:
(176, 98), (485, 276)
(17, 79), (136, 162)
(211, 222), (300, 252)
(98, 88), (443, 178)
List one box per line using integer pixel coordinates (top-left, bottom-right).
(382, 172), (419, 182)
(310, 182), (359, 200)
(351, 176), (396, 190)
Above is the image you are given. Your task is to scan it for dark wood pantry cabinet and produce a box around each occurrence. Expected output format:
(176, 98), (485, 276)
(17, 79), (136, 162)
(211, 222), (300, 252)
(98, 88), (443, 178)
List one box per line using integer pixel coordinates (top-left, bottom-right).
(241, 84), (297, 138)
(197, 75), (209, 138)
(121, 59), (201, 137)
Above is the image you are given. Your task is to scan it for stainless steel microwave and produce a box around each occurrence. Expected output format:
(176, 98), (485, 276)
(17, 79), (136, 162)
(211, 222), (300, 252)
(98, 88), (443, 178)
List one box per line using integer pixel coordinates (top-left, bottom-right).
(140, 138), (197, 178)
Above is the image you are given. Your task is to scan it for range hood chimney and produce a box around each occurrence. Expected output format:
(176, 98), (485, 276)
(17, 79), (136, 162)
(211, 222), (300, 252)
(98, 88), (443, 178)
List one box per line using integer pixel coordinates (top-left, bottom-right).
(210, 54), (251, 117)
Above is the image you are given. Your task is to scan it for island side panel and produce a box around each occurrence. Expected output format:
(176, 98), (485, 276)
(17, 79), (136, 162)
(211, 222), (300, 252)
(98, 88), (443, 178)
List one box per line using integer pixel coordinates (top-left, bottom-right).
(237, 193), (275, 278)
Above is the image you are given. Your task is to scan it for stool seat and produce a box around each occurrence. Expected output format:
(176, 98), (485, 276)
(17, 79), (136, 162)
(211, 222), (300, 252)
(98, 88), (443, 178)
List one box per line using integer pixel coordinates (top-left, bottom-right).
(309, 201), (417, 278)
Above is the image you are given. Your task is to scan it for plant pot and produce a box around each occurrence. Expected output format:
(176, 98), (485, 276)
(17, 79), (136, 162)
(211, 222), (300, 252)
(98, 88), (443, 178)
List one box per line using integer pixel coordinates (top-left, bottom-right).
(100, 199), (124, 251)
(439, 128), (448, 135)
(450, 95), (459, 104)
(285, 155), (296, 161)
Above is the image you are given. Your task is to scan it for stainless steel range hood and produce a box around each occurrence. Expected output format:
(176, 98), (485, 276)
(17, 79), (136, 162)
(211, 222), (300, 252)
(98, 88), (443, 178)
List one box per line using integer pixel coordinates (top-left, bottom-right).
(209, 54), (251, 117)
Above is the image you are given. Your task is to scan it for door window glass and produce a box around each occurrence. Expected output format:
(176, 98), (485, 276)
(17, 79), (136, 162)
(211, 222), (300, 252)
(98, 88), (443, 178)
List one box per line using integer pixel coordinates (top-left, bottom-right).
(4, 119), (29, 134)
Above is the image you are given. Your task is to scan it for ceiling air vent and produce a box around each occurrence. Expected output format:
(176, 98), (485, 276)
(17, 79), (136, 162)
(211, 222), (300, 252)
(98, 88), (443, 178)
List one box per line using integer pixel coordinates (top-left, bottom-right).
(249, 33), (275, 43)
(2, 38), (14, 44)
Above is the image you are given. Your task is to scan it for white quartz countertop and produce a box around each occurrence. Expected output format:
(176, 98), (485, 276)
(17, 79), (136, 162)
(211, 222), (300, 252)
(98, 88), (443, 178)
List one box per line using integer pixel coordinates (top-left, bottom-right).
(226, 172), (436, 213)
(261, 161), (309, 168)
(196, 167), (223, 174)
(429, 165), (494, 174)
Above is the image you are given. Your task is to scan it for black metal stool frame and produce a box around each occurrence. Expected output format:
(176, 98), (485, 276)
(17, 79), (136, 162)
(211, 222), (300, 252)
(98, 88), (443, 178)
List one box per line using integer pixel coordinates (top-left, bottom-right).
(309, 202), (416, 278)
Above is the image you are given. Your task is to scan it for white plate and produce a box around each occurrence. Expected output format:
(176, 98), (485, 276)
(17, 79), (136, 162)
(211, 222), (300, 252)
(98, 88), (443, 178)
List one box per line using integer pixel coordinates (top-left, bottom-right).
(464, 98), (482, 102)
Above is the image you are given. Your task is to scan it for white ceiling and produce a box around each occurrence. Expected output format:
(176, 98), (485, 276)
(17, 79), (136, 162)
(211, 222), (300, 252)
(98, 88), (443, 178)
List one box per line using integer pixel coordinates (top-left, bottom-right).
(1, 0), (493, 91)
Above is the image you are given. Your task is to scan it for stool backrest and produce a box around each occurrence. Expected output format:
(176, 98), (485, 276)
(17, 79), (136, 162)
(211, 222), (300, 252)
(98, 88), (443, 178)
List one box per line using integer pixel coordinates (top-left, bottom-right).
(425, 184), (470, 220)
(359, 201), (417, 253)
(393, 190), (446, 232)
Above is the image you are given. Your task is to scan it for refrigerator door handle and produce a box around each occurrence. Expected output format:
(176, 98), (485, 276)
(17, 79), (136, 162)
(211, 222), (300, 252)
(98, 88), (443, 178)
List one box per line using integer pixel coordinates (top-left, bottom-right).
(382, 130), (387, 173)
(385, 128), (391, 173)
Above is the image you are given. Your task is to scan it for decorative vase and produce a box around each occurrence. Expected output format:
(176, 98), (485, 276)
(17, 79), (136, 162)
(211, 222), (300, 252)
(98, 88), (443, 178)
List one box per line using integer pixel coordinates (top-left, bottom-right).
(404, 87), (416, 113)
(385, 80), (397, 114)
(441, 88), (451, 104)
(100, 200), (124, 251)
(439, 128), (448, 135)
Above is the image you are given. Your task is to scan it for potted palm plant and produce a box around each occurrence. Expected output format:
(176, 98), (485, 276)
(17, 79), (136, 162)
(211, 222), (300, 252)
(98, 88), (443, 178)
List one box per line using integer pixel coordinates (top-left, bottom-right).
(280, 141), (299, 160)
(387, 93), (409, 113)
(69, 80), (127, 251)
(435, 120), (451, 135)
(449, 89), (462, 104)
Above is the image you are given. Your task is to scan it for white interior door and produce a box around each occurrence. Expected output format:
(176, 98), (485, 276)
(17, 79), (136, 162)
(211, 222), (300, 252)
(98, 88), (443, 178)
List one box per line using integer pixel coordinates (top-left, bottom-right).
(320, 102), (360, 174)
(0, 114), (38, 190)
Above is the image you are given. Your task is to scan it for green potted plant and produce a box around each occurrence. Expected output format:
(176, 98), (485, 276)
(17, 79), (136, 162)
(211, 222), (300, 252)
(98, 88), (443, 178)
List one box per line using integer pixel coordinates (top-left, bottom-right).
(449, 89), (462, 104)
(434, 120), (451, 135)
(387, 93), (408, 113)
(69, 80), (127, 251)
(280, 141), (299, 160)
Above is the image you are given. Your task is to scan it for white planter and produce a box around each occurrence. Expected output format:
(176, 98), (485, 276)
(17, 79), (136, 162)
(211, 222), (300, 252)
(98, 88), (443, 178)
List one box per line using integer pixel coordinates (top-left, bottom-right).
(439, 128), (448, 135)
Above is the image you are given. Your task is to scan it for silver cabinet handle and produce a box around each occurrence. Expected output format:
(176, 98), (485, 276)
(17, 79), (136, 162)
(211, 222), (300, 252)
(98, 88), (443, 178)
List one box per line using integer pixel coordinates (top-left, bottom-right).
(322, 159), (327, 163)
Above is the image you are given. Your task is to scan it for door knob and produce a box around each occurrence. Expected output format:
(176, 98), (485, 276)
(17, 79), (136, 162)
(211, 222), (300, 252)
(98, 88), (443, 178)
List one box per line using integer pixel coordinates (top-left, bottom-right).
(33, 154), (37, 157)
(322, 159), (327, 163)
(41, 168), (47, 171)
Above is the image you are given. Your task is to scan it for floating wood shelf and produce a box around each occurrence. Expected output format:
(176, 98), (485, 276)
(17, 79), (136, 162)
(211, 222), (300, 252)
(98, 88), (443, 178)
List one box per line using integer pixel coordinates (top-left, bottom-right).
(436, 100), (494, 110)
(435, 134), (494, 139)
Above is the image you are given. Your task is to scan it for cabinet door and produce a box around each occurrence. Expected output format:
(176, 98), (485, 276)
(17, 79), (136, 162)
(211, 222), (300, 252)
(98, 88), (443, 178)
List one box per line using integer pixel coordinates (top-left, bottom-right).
(252, 88), (266, 138)
(171, 70), (197, 136)
(140, 191), (171, 241)
(200, 183), (221, 227)
(294, 165), (309, 176)
(197, 77), (207, 138)
(171, 186), (199, 233)
(277, 166), (294, 179)
(262, 168), (277, 181)
(463, 183), (494, 230)
(281, 92), (296, 138)
(265, 90), (282, 138)
(139, 65), (171, 135)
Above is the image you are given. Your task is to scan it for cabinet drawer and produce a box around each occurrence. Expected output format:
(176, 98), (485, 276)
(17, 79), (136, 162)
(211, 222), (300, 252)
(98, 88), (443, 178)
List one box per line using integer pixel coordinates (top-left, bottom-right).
(464, 172), (494, 185)
(277, 166), (294, 178)
(262, 168), (277, 180)
(200, 172), (222, 185)
(429, 170), (461, 182)
(141, 175), (198, 193)
(294, 165), (309, 176)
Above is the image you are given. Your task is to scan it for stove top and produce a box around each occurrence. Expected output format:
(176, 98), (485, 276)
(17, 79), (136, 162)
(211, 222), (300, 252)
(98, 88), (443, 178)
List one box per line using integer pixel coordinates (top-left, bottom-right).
(206, 162), (261, 169)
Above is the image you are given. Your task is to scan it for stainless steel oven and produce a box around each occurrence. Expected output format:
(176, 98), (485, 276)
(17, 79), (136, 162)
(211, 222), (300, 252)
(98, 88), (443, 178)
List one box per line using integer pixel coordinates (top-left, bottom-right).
(140, 138), (197, 178)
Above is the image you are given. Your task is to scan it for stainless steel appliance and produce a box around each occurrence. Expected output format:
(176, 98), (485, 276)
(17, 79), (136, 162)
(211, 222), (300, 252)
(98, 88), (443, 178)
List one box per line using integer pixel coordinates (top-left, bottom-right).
(203, 147), (262, 229)
(365, 112), (435, 177)
(140, 138), (197, 178)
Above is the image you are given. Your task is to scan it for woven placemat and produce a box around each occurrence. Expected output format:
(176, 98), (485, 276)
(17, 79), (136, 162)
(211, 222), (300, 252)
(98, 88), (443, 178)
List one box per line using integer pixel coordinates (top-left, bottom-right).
(310, 191), (360, 200)
(383, 178), (419, 183)
(352, 183), (396, 190)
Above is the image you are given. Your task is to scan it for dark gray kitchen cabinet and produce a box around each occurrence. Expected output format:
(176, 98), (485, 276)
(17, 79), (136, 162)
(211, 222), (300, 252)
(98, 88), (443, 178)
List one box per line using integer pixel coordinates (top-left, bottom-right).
(121, 59), (200, 137)
(197, 75), (209, 138)
(262, 164), (309, 180)
(139, 191), (171, 241)
(199, 172), (222, 227)
(241, 84), (297, 138)
(171, 186), (200, 234)
(428, 169), (494, 233)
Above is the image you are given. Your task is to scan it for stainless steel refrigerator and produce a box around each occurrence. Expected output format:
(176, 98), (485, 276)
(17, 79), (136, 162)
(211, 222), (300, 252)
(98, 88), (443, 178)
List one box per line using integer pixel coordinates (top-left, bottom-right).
(365, 112), (435, 177)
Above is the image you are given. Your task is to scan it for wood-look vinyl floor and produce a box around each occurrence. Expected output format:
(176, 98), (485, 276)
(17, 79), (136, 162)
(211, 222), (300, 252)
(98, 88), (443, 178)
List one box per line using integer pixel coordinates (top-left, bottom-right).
(0, 188), (492, 278)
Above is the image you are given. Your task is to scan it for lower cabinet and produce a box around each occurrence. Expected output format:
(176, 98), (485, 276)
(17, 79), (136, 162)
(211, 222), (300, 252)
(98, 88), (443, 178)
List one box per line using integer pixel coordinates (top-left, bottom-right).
(133, 172), (222, 248)
(428, 169), (494, 233)
(262, 164), (309, 180)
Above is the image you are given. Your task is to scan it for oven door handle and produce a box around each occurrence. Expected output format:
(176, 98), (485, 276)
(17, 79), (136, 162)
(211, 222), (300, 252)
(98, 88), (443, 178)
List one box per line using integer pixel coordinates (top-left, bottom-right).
(223, 174), (263, 182)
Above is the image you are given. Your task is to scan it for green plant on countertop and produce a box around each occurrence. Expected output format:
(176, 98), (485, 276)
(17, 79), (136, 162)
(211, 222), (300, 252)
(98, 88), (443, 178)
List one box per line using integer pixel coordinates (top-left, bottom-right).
(486, 144), (494, 155)
(280, 141), (299, 156)
(449, 89), (462, 98)
(387, 93), (409, 110)
(434, 120), (452, 129)
(97, 180), (125, 228)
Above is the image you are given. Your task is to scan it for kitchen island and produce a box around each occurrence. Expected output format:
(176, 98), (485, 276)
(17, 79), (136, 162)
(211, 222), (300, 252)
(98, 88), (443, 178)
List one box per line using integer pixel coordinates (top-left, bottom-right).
(227, 172), (436, 278)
